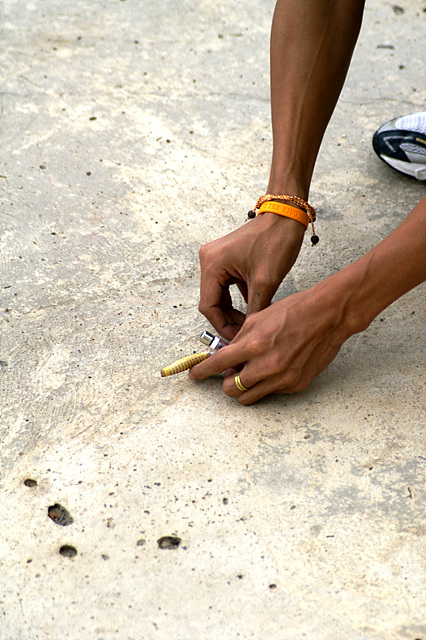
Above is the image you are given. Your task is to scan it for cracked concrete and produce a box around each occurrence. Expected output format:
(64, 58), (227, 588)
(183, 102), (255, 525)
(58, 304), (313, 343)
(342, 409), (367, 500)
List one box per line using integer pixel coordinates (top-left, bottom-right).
(0, 0), (425, 639)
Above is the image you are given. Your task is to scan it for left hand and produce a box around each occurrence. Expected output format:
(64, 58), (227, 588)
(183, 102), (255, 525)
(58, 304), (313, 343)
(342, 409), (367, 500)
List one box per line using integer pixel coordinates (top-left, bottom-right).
(189, 278), (354, 405)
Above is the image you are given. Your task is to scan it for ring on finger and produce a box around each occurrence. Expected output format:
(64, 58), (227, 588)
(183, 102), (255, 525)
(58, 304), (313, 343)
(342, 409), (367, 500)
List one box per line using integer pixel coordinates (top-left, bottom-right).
(234, 373), (249, 392)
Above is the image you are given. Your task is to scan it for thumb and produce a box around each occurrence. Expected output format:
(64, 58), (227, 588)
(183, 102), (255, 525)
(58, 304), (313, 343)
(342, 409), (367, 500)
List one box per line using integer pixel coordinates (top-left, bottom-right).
(246, 285), (273, 316)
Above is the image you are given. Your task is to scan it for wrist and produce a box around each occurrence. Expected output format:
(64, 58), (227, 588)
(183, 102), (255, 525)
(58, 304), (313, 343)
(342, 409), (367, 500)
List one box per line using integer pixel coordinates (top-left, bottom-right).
(311, 267), (371, 341)
(314, 259), (385, 340)
(267, 168), (311, 202)
(258, 210), (306, 240)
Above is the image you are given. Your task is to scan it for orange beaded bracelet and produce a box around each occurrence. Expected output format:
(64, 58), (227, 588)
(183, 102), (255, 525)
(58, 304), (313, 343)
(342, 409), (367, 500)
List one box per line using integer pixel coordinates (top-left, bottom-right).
(248, 194), (319, 245)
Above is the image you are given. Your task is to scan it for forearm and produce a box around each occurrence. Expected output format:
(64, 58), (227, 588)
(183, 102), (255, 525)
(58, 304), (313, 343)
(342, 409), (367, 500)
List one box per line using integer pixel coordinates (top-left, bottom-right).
(269, 0), (366, 197)
(322, 195), (426, 336)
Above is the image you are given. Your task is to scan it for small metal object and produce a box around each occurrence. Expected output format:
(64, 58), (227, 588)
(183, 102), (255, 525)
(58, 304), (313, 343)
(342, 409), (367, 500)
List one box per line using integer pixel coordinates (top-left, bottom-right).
(200, 331), (228, 352)
(161, 331), (229, 378)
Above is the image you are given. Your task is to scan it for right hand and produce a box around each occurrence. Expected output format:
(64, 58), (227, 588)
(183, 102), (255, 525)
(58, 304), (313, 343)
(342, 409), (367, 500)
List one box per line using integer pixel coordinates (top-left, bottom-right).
(198, 211), (305, 340)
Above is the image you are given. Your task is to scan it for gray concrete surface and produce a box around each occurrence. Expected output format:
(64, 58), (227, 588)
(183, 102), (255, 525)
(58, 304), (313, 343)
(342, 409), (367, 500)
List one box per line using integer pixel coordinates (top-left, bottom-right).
(0, 1), (425, 638)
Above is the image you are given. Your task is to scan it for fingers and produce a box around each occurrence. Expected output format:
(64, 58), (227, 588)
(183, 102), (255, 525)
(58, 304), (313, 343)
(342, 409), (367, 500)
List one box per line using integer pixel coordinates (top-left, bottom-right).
(188, 344), (244, 380)
(224, 368), (304, 405)
(199, 279), (245, 341)
(228, 339), (344, 405)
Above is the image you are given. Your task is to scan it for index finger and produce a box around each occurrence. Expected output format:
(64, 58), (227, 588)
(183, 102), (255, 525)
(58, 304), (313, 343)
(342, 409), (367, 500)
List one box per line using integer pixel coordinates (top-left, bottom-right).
(188, 343), (244, 380)
(199, 279), (245, 341)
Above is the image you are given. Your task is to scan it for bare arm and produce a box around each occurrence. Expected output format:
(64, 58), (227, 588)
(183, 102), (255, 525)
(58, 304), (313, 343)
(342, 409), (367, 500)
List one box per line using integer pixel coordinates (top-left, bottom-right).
(268, 0), (365, 195)
(199, 0), (366, 339)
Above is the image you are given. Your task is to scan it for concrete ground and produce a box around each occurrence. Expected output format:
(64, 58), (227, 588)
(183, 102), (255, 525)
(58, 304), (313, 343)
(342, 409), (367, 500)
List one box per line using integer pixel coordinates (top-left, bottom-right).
(1, 0), (425, 638)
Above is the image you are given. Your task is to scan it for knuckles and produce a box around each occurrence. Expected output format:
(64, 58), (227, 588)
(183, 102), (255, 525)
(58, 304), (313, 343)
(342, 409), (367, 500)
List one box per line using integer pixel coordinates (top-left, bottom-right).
(199, 242), (218, 267)
(198, 299), (208, 316)
(223, 378), (239, 398)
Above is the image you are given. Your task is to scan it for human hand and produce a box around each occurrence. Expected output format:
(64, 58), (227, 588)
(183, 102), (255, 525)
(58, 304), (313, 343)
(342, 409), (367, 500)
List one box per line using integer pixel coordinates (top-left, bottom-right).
(198, 212), (305, 341)
(190, 276), (354, 404)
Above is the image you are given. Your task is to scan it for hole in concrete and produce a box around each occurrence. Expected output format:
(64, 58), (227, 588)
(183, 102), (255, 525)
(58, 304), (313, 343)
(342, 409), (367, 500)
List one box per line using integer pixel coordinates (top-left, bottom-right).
(48, 503), (74, 526)
(222, 497), (229, 505)
(157, 536), (181, 550)
(136, 539), (146, 547)
(101, 554), (110, 561)
(24, 478), (38, 487)
(269, 583), (277, 590)
(59, 545), (77, 558)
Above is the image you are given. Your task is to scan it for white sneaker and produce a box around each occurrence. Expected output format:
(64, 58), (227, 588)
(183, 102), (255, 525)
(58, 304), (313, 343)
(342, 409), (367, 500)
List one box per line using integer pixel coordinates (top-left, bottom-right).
(372, 111), (426, 180)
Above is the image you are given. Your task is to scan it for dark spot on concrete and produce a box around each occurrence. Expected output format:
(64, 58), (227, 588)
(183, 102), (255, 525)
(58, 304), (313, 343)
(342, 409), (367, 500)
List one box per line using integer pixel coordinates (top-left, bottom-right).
(377, 44), (395, 49)
(157, 536), (181, 550)
(136, 539), (146, 547)
(269, 583), (277, 590)
(26, 558), (33, 563)
(39, 165), (46, 170)
(102, 554), (110, 560)
(304, 434), (312, 439)
(86, 171), (92, 176)
(222, 497), (229, 505)
(24, 478), (38, 487)
(237, 574), (243, 579)
(48, 503), (74, 526)
(392, 4), (404, 14)
(59, 545), (77, 558)
(89, 116), (97, 120)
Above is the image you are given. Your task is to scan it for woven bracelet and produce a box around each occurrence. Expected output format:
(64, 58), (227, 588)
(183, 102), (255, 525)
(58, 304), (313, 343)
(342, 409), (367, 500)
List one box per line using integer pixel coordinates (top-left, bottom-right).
(248, 194), (319, 245)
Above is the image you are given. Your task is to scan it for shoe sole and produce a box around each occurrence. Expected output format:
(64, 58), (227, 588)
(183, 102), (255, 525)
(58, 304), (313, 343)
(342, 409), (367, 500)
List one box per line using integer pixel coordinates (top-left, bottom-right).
(377, 154), (426, 180)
